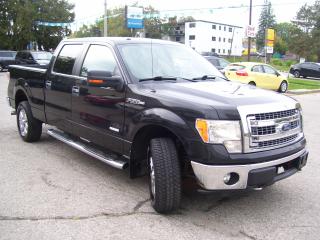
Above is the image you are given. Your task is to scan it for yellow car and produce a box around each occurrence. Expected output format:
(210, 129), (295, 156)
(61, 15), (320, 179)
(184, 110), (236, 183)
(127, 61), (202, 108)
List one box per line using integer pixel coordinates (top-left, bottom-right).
(224, 62), (289, 93)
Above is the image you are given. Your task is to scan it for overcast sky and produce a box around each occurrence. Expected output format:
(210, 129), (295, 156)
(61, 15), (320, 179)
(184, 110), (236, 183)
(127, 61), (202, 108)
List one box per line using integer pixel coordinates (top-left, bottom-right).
(68, 0), (317, 30)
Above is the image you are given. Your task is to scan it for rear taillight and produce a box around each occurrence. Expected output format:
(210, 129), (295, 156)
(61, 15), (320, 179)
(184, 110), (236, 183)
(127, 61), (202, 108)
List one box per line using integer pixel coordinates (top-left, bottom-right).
(236, 70), (248, 76)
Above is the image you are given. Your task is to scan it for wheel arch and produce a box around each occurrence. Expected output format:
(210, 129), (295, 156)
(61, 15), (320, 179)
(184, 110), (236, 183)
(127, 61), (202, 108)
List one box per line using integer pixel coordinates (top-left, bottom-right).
(14, 88), (29, 109)
(129, 123), (188, 178)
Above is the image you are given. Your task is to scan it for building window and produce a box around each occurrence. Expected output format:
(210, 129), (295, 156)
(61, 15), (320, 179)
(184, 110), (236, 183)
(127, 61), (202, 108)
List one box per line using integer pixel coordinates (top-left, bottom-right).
(224, 26), (226, 31)
(228, 49), (231, 54)
(223, 49), (226, 54)
(211, 48), (216, 53)
(189, 23), (196, 28)
(176, 36), (181, 42)
(212, 24), (216, 29)
(189, 35), (195, 40)
(219, 37), (221, 42)
(212, 36), (216, 41)
(219, 25), (221, 30)
(228, 38), (232, 43)
(218, 49), (221, 53)
(229, 27), (232, 32)
(223, 38), (226, 42)
(175, 26), (180, 31)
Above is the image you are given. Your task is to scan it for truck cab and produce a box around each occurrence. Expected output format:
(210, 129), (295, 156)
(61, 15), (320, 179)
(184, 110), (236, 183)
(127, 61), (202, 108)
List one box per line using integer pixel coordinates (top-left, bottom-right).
(7, 38), (308, 213)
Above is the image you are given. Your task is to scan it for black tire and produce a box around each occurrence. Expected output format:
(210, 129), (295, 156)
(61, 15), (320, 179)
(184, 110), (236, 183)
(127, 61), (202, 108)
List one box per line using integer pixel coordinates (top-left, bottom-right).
(248, 81), (256, 86)
(278, 81), (288, 93)
(148, 138), (181, 213)
(293, 70), (300, 78)
(17, 101), (42, 142)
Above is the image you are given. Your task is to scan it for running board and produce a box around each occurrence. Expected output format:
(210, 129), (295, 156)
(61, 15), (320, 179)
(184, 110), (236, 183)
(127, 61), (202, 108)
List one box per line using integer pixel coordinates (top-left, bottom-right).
(47, 129), (128, 170)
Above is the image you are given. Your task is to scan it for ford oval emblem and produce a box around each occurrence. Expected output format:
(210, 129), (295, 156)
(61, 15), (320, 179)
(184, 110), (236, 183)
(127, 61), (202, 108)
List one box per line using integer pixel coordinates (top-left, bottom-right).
(281, 123), (291, 132)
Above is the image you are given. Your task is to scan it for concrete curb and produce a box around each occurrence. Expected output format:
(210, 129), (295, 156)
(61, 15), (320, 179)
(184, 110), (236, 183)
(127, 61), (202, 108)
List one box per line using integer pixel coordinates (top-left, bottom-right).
(287, 89), (320, 95)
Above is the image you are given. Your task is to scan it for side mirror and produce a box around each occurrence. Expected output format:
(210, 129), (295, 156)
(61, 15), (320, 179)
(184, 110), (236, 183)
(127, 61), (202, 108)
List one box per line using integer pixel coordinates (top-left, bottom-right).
(87, 70), (124, 91)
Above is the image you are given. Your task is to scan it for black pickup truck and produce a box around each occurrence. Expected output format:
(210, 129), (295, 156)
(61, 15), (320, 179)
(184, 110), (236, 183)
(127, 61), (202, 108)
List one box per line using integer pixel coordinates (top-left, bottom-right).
(7, 37), (308, 213)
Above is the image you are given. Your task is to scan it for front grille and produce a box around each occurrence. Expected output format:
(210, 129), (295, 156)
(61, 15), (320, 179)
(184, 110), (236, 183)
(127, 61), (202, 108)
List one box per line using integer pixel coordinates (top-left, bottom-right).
(258, 134), (298, 148)
(251, 125), (276, 135)
(247, 109), (301, 151)
(253, 109), (297, 120)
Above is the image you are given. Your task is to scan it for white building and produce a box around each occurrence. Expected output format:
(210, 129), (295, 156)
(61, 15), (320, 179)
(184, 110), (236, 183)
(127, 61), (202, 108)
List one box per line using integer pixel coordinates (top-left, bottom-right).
(184, 20), (244, 56)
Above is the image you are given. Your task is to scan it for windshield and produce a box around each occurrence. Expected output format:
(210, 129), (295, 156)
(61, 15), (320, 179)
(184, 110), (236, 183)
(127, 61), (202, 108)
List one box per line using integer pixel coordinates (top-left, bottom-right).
(117, 43), (225, 82)
(32, 52), (52, 60)
(219, 59), (230, 68)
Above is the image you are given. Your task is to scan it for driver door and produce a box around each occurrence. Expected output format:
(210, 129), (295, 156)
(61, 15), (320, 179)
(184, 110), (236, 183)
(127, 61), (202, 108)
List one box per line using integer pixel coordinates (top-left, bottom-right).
(71, 44), (126, 153)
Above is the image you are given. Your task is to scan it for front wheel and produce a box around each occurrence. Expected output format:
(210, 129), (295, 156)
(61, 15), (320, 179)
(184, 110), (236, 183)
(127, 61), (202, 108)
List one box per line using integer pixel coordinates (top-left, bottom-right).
(148, 138), (181, 213)
(293, 70), (300, 78)
(278, 81), (288, 93)
(17, 101), (42, 142)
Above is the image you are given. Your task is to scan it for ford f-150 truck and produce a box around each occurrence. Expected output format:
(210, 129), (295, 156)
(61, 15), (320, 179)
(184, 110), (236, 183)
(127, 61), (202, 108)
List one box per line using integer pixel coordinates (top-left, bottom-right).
(7, 37), (308, 213)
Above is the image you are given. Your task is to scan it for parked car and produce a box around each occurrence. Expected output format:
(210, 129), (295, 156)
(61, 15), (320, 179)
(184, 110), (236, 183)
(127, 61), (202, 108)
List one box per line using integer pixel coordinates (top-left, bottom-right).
(15, 50), (52, 68)
(7, 38), (308, 213)
(204, 56), (230, 71)
(0, 50), (16, 72)
(289, 62), (320, 78)
(225, 62), (289, 93)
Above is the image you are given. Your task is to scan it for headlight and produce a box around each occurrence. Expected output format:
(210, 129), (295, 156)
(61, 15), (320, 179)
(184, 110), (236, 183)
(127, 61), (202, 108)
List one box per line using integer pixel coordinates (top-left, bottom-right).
(195, 119), (242, 153)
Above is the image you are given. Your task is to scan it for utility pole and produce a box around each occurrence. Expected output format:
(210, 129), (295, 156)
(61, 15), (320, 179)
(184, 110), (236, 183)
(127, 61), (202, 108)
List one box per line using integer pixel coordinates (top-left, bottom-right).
(247, 0), (252, 61)
(104, 0), (108, 37)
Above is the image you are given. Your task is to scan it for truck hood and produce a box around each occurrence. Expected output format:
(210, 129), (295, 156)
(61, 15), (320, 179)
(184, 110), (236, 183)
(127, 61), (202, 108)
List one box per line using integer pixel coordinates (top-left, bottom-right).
(142, 80), (297, 118)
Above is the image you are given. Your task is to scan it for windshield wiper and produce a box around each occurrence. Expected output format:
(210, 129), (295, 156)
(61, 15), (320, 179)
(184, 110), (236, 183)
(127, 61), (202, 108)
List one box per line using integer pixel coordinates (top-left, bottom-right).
(192, 75), (217, 80)
(139, 76), (177, 82)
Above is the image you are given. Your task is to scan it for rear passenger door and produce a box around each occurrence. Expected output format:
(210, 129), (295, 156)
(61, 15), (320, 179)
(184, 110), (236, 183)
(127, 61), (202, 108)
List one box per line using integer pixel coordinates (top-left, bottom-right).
(71, 44), (126, 153)
(45, 44), (84, 133)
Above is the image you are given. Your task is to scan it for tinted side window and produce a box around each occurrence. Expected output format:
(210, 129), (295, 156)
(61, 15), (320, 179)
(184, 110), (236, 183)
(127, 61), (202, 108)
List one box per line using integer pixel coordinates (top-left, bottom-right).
(80, 45), (119, 77)
(208, 59), (219, 66)
(252, 65), (263, 73)
(263, 65), (277, 75)
(53, 44), (83, 75)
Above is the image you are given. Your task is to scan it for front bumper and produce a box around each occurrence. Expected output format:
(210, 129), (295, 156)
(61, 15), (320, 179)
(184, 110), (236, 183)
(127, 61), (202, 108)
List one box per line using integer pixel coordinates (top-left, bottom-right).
(191, 148), (308, 190)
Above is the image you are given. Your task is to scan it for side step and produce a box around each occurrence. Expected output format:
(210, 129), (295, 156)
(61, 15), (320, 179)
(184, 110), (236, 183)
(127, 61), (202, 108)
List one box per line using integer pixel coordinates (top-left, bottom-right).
(47, 129), (128, 170)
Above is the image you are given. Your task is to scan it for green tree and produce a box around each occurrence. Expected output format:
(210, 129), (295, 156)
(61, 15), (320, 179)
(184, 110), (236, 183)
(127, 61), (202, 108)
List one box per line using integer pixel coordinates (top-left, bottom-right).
(0, 0), (74, 50)
(293, 1), (320, 61)
(256, 1), (276, 50)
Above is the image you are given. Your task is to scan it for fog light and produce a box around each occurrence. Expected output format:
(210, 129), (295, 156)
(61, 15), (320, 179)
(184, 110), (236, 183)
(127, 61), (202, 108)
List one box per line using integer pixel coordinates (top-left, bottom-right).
(223, 172), (240, 185)
(223, 173), (231, 184)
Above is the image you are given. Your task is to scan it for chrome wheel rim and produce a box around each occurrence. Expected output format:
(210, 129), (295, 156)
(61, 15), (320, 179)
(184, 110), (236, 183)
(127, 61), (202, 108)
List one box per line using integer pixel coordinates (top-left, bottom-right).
(149, 156), (156, 198)
(19, 108), (28, 137)
(281, 82), (287, 92)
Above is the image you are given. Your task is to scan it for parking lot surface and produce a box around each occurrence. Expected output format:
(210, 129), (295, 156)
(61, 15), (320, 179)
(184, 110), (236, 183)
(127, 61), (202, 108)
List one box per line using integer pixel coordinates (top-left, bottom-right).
(0, 72), (319, 240)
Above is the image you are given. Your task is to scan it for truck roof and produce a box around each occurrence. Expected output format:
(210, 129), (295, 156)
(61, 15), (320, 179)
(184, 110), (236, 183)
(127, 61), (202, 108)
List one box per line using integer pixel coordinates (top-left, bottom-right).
(62, 37), (181, 46)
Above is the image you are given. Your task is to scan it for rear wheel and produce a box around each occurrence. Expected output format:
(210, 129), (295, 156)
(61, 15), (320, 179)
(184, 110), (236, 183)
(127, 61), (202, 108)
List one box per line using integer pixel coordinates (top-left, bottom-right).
(278, 81), (288, 93)
(17, 101), (42, 142)
(148, 138), (181, 213)
(248, 81), (256, 86)
(293, 70), (300, 78)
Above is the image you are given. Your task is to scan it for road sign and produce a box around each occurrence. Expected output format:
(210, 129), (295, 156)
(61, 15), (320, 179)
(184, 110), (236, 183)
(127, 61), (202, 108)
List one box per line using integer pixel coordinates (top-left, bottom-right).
(246, 25), (256, 38)
(266, 28), (275, 41)
(126, 6), (144, 29)
(266, 46), (274, 54)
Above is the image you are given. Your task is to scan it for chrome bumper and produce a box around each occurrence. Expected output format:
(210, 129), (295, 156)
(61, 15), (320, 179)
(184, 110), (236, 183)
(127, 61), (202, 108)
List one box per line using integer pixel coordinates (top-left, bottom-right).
(191, 148), (307, 190)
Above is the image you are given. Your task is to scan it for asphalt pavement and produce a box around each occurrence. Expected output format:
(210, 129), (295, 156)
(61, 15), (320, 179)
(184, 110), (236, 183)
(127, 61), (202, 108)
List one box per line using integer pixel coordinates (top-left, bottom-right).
(0, 72), (319, 240)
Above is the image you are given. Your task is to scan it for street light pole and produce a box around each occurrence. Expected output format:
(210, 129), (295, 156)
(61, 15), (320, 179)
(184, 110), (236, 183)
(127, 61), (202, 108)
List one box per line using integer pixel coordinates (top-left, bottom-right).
(247, 0), (252, 61)
(104, 0), (108, 37)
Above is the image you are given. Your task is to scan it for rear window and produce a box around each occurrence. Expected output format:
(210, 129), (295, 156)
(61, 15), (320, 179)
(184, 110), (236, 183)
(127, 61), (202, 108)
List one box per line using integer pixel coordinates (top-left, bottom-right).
(225, 64), (245, 71)
(0, 52), (15, 57)
(53, 44), (83, 75)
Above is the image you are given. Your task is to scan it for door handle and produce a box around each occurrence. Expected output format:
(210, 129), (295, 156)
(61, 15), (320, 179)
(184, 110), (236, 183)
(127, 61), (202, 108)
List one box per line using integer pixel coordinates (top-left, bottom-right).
(45, 80), (52, 88)
(72, 86), (80, 95)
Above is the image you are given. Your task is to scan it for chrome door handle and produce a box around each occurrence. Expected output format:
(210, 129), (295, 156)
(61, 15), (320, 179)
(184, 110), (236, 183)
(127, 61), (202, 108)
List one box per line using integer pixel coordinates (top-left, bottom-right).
(45, 80), (52, 88)
(72, 86), (80, 94)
